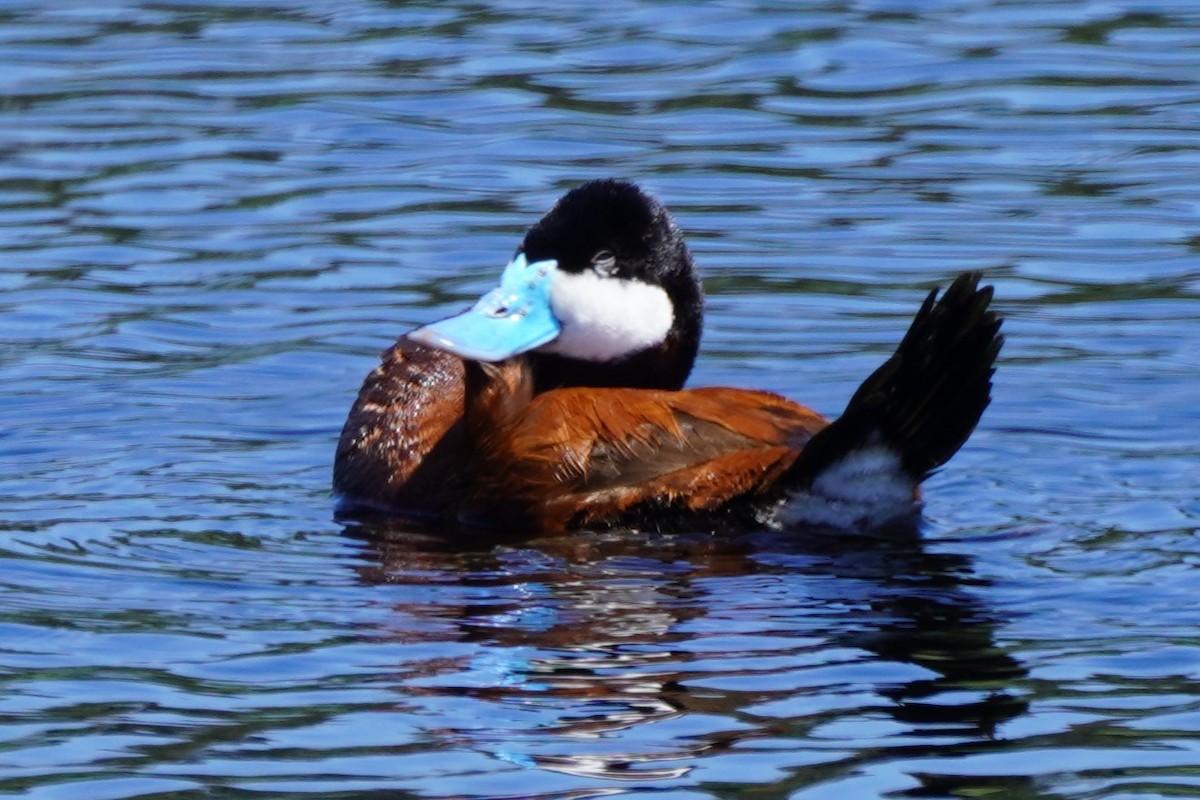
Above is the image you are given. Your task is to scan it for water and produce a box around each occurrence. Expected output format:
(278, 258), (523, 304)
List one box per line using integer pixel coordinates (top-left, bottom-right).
(2, 1), (1199, 797)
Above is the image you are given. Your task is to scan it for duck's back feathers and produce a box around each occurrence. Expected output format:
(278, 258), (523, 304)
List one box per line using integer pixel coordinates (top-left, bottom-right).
(461, 361), (827, 532)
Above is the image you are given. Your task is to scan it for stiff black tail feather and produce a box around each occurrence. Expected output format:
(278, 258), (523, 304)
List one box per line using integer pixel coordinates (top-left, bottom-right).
(793, 271), (1003, 487)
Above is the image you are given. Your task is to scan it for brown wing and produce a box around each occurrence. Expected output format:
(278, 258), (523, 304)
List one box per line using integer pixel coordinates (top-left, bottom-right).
(333, 338), (469, 513)
(466, 384), (827, 532)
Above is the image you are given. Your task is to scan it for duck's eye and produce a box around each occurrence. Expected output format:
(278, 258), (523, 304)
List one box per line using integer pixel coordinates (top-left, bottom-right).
(591, 249), (617, 276)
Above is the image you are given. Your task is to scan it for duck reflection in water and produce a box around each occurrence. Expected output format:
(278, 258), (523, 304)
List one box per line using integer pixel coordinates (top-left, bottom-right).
(348, 521), (1029, 791)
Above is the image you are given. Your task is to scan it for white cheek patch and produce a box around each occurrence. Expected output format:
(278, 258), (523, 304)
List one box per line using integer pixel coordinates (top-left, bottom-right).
(541, 269), (675, 363)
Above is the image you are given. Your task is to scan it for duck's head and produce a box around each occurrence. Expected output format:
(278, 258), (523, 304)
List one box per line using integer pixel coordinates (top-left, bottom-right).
(409, 180), (704, 392)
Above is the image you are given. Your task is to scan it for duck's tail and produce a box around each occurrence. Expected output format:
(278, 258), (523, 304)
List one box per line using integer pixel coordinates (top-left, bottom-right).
(783, 272), (1003, 529)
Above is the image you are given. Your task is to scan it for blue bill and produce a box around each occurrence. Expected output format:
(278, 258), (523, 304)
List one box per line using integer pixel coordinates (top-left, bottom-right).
(407, 255), (562, 362)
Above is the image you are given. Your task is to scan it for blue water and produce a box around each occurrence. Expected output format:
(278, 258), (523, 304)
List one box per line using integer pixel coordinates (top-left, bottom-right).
(3, 1), (1200, 798)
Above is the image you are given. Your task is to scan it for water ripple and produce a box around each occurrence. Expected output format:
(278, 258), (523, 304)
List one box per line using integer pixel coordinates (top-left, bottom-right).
(2, 0), (1200, 797)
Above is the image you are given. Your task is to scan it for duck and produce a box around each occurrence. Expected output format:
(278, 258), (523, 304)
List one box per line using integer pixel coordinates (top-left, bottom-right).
(334, 179), (1003, 534)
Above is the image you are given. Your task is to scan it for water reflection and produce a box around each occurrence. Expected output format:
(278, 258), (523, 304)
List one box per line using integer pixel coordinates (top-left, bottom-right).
(346, 519), (1027, 788)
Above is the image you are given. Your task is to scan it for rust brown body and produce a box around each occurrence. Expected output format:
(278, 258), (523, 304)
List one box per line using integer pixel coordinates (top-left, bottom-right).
(336, 345), (828, 531)
(458, 359), (828, 533)
(334, 272), (1001, 535)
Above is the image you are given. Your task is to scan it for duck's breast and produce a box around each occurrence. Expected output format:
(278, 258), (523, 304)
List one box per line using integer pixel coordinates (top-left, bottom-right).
(334, 338), (468, 514)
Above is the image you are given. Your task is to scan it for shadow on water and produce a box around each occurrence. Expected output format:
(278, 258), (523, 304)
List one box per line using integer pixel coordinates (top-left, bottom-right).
(341, 516), (1031, 794)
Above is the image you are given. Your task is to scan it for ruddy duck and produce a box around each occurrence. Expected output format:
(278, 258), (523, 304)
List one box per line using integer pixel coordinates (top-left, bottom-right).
(334, 180), (1002, 533)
